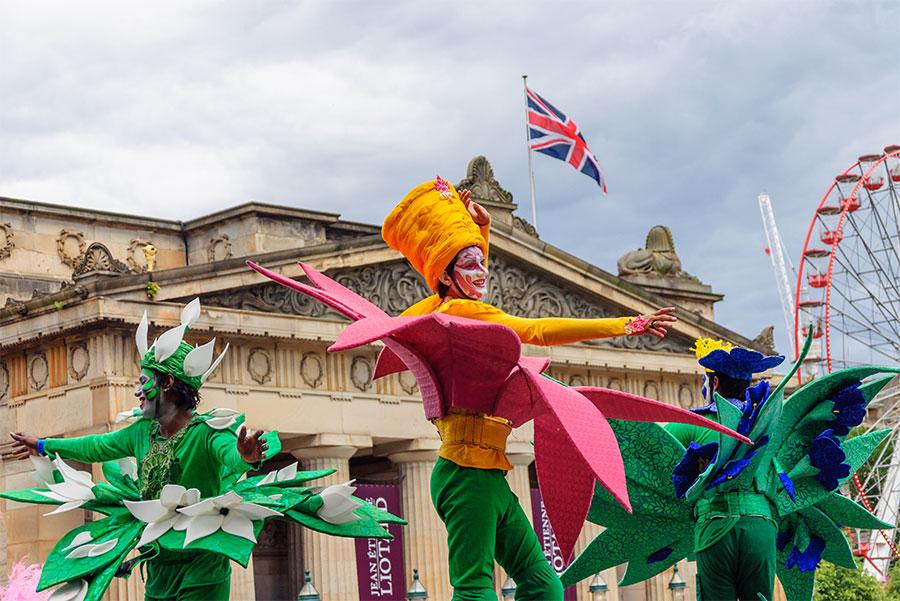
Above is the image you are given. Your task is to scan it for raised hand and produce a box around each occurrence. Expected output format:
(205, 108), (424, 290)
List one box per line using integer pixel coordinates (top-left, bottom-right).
(459, 188), (491, 227)
(642, 307), (678, 339)
(2, 432), (40, 460)
(236, 425), (269, 464)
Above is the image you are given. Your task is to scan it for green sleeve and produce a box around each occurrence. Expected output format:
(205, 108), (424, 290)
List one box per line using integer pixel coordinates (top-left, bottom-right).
(664, 421), (716, 447)
(207, 429), (255, 476)
(44, 420), (143, 463)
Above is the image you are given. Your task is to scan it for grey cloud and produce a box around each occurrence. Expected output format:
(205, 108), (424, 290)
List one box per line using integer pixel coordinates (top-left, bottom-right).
(1, 0), (898, 360)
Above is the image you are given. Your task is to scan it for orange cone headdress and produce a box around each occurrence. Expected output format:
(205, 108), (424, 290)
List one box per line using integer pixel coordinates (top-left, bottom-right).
(382, 177), (487, 292)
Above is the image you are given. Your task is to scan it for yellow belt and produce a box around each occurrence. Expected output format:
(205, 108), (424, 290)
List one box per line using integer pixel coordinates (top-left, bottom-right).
(433, 410), (513, 471)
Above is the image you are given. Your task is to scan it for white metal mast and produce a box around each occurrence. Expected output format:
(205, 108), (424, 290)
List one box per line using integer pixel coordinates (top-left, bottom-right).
(758, 193), (796, 356)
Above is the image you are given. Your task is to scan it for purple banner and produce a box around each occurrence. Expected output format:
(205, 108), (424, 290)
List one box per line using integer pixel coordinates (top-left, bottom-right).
(531, 488), (578, 601)
(354, 483), (406, 601)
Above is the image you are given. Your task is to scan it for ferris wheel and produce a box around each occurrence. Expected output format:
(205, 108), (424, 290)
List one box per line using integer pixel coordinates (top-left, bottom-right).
(794, 146), (900, 375)
(794, 145), (900, 579)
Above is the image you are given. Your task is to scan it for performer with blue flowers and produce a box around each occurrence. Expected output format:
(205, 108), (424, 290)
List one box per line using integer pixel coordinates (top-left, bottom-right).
(665, 340), (786, 600)
(559, 331), (899, 601)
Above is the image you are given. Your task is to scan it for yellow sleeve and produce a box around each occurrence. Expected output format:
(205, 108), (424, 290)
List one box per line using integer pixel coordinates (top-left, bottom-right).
(439, 300), (632, 346)
(401, 295), (443, 316)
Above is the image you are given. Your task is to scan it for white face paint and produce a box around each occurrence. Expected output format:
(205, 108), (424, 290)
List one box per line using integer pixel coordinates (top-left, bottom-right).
(447, 246), (488, 301)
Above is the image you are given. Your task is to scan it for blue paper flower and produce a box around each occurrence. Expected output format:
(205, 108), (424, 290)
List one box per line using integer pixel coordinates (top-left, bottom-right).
(672, 441), (719, 499)
(779, 472), (796, 501)
(809, 429), (851, 491)
(698, 347), (785, 381)
(737, 381), (771, 435)
(706, 449), (758, 490)
(830, 382), (866, 436)
(647, 546), (673, 564)
(785, 535), (826, 572)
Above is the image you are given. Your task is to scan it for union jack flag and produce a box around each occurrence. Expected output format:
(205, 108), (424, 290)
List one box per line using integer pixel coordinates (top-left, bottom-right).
(526, 87), (607, 193)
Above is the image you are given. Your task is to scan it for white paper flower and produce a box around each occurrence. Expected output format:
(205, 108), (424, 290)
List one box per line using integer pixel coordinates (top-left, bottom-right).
(256, 462), (299, 486)
(49, 579), (88, 601)
(35, 457), (96, 515)
(30, 455), (57, 487)
(61, 533), (119, 560)
(175, 490), (281, 545)
(118, 457), (138, 481)
(124, 484), (201, 548)
(317, 481), (362, 525)
(204, 408), (240, 430)
(115, 408), (142, 424)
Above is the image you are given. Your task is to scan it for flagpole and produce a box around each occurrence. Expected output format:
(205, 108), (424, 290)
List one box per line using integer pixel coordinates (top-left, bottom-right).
(522, 75), (538, 230)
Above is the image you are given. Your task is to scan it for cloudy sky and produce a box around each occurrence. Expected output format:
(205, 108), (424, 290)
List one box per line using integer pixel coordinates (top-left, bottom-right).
(2, 1), (898, 357)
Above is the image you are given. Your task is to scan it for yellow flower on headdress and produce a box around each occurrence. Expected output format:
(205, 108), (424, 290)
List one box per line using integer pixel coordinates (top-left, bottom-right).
(691, 338), (734, 372)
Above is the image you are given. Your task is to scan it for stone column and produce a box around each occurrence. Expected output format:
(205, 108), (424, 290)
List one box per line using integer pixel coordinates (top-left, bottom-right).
(389, 445), (451, 601)
(230, 558), (256, 600)
(293, 445), (359, 601)
(506, 449), (535, 522)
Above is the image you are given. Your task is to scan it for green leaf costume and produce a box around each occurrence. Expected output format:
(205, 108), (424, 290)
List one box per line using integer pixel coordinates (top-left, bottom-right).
(561, 333), (898, 601)
(2, 299), (405, 600)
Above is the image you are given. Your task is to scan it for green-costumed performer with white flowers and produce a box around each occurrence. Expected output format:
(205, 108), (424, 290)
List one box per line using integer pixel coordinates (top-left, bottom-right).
(2, 299), (403, 601)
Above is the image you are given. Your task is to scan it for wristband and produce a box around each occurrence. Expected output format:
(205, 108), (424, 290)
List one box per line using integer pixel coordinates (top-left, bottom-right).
(36, 439), (46, 456)
(624, 315), (651, 335)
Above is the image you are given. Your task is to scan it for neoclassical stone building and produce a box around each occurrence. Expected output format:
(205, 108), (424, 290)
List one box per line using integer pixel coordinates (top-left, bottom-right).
(0, 157), (777, 600)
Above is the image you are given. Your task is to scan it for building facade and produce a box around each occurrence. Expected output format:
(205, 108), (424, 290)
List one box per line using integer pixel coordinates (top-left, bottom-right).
(0, 157), (780, 600)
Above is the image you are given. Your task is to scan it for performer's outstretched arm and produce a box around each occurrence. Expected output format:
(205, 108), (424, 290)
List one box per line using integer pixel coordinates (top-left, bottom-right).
(438, 301), (676, 345)
(8, 421), (141, 463)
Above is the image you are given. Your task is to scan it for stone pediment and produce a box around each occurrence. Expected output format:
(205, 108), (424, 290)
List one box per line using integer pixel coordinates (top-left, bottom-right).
(194, 251), (692, 353)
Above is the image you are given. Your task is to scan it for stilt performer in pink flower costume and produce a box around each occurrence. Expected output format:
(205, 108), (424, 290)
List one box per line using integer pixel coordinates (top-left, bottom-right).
(248, 176), (751, 600)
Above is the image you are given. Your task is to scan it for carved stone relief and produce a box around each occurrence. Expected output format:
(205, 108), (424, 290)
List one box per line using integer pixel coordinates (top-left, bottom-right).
(247, 349), (273, 385)
(678, 384), (695, 408)
(398, 370), (418, 396)
(195, 254), (693, 353)
(456, 155), (514, 205)
(57, 229), (87, 267)
(618, 225), (700, 282)
(643, 381), (660, 400)
(299, 353), (323, 389)
(512, 216), (539, 238)
(350, 356), (373, 392)
(0, 223), (14, 261)
(29, 353), (48, 391)
(568, 374), (586, 387)
(607, 378), (623, 391)
(0, 363), (8, 402)
(208, 235), (233, 263)
(127, 238), (154, 273)
(72, 243), (130, 278)
(68, 343), (90, 381)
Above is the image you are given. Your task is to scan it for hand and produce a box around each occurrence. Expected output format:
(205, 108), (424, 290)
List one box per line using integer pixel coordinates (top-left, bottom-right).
(1, 432), (40, 460)
(640, 307), (678, 339)
(236, 425), (268, 464)
(459, 189), (491, 227)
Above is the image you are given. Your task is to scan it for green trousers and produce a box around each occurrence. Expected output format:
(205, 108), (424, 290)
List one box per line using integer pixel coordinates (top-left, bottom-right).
(696, 516), (776, 601)
(144, 550), (231, 600)
(431, 457), (564, 601)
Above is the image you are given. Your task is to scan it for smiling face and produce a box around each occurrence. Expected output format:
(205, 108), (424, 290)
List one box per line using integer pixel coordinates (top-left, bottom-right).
(440, 245), (489, 301)
(135, 368), (162, 419)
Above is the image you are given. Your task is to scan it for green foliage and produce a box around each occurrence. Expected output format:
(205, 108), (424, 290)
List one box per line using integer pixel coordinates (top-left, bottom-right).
(885, 562), (900, 600)
(813, 561), (885, 601)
